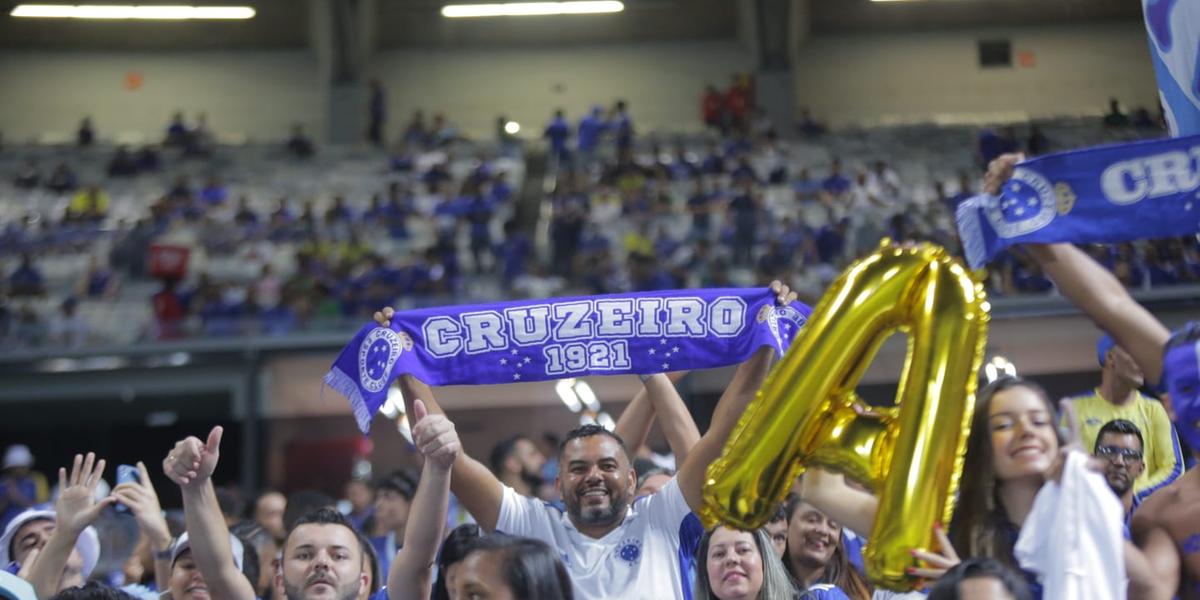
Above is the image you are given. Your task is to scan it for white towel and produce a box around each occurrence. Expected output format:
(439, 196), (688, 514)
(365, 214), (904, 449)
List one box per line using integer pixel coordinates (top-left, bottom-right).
(1014, 451), (1126, 600)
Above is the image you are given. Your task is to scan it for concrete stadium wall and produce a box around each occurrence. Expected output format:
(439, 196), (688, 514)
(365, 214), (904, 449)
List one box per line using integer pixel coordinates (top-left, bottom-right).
(369, 40), (755, 139)
(0, 51), (323, 143)
(794, 21), (1160, 127)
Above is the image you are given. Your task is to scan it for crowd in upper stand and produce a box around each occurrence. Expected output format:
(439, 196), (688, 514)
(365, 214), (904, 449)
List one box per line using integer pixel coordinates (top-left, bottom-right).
(0, 86), (1189, 349)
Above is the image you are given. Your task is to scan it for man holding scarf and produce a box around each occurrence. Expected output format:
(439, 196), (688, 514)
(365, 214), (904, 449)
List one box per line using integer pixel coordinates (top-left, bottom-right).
(377, 281), (797, 600)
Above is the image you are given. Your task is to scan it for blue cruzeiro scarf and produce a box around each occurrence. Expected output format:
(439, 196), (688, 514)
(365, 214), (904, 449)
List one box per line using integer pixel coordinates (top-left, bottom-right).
(957, 133), (1200, 269)
(325, 288), (812, 433)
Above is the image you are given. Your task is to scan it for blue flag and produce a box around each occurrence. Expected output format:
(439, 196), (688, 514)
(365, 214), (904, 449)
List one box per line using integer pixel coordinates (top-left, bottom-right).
(957, 133), (1200, 269)
(325, 288), (812, 433)
(1144, 0), (1200, 136)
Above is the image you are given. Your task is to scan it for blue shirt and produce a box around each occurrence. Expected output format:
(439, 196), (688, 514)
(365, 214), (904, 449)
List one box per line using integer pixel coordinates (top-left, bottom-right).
(578, 115), (606, 151)
(545, 117), (571, 153)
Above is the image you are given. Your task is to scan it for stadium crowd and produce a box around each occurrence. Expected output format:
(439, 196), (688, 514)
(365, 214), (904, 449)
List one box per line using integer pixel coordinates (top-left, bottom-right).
(0, 88), (1189, 349)
(1, 83), (1197, 600)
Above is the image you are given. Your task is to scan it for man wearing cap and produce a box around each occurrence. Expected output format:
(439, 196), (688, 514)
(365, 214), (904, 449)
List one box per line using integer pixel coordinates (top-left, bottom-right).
(0, 445), (42, 532)
(0, 453), (105, 599)
(164, 531), (258, 600)
(1066, 334), (1182, 504)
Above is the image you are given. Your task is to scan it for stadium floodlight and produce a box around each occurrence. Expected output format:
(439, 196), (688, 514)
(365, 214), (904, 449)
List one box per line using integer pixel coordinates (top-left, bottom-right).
(10, 5), (257, 19)
(441, 1), (624, 18)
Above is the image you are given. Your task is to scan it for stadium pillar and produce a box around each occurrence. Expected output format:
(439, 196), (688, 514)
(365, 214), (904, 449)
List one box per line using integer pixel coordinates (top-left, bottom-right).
(738, 0), (807, 134)
(310, 0), (377, 144)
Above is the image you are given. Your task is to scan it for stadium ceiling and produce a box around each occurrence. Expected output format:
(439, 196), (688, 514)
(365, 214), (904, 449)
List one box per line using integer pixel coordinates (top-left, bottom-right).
(0, 0), (1143, 50)
(809, 0), (1143, 33)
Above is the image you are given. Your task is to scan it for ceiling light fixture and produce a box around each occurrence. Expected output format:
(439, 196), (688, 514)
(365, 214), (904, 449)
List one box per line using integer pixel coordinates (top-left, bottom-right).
(10, 4), (256, 19)
(441, 1), (624, 18)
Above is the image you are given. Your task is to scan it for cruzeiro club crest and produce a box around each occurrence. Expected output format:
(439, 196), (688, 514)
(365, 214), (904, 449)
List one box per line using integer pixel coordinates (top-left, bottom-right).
(758, 304), (808, 350)
(358, 328), (409, 393)
(984, 167), (1057, 239)
(614, 538), (642, 565)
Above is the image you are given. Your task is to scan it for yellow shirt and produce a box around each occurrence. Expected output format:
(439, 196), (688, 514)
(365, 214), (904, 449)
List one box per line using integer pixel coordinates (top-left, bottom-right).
(1066, 388), (1183, 499)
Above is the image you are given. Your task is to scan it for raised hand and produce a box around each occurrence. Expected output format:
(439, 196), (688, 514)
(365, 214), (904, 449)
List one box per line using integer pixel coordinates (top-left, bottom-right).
(374, 306), (396, 327)
(411, 399), (460, 471)
(163, 426), (223, 488)
(982, 152), (1025, 196)
(111, 461), (172, 550)
(769, 280), (797, 306)
(908, 523), (961, 582)
(55, 452), (115, 536)
(1046, 399), (1105, 483)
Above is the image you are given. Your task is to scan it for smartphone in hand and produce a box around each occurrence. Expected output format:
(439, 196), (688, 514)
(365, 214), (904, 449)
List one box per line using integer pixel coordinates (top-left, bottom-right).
(115, 464), (138, 514)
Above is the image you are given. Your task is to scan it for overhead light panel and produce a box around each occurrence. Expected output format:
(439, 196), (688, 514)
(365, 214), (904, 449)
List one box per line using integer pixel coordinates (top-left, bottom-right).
(11, 5), (257, 19)
(441, 1), (624, 18)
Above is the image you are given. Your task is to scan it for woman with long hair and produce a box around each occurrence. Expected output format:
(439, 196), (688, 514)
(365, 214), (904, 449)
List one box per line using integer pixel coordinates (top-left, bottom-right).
(801, 376), (1162, 598)
(783, 497), (871, 600)
(694, 525), (794, 600)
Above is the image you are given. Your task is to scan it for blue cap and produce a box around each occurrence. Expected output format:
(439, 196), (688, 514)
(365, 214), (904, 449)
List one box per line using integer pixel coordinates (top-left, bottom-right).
(1097, 333), (1115, 367)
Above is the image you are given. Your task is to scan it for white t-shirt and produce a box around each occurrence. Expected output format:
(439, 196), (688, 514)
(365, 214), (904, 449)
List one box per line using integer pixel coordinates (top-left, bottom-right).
(495, 477), (700, 600)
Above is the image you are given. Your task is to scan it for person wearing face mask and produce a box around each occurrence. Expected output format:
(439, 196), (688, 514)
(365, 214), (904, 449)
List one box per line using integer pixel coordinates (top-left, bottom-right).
(694, 525), (794, 600)
(1065, 335), (1181, 504)
(984, 152), (1200, 599)
(452, 535), (573, 600)
(801, 377), (1165, 599)
(782, 499), (869, 600)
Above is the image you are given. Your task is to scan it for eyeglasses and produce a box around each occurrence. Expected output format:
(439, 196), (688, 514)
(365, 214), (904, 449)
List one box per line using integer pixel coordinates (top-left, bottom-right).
(1097, 446), (1143, 462)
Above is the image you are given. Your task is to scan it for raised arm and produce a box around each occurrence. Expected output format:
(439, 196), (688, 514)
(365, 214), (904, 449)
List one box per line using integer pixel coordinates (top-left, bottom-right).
(110, 461), (174, 592)
(643, 373), (701, 463)
(26, 453), (115, 599)
(163, 427), (256, 600)
(797, 468), (877, 537)
(615, 372), (699, 463)
(677, 281), (796, 512)
(386, 400), (457, 600)
(983, 154), (1171, 381)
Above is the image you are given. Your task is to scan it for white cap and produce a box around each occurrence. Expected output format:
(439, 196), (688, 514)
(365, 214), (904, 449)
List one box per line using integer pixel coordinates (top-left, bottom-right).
(0, 510), (99, 578)
(1, 446), (32, 470)
(170, 532), (245, 574)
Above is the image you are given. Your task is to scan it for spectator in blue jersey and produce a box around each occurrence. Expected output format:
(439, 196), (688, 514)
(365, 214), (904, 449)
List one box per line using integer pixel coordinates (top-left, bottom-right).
(8, 254), (46, 297)
(368, 80), (386, 147)
(286, 124), (315, 158)
(77, 117), (95, 147)
(821, 160), (851, 198)
(465, 194), (495, 274)
(611, 100), (634, 153)
(496, 220), (531, 286)
(164, 112), (189, 147)
(198, 177), (228, 207)
(927, 558), (1031, 600)
(782, 497), (870, 600)
(0, 446), (40, 532)
(368, 471), (415, 582)
(694, 525), (795, 600)
(544, 109), (572, 163)
(107, 146), (138, 176)
(344, 479), (374, 532)
(577, 106), (606, 167)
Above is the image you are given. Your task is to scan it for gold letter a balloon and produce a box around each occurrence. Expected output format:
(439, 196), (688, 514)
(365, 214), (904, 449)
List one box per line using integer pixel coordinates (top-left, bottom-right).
(700, 243), (989, 590)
